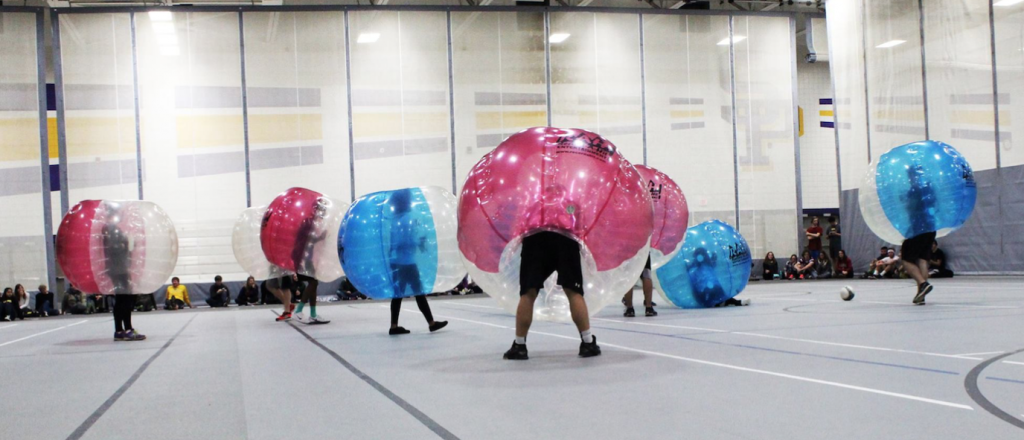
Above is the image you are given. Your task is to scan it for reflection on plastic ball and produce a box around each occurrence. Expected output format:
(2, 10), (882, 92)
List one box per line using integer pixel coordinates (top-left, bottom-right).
(56, 200), (178, 295)
(338, 186), (465, 299)
(458, 127), (654, 321)
(859, 140), (976, 244)
(261, 187), (347, 282)
(653, 220), (751, 309)
(232, 205), (283, 280)
(634, 165), (689, 268)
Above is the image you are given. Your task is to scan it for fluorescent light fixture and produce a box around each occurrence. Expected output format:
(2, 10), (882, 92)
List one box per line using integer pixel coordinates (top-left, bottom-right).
(549, 33), (570, 43)
(876, 39), (906, 48)
(716, 35), (746, 46)
(994, 0), (1024, 6)
(148, 11), (173, 21)
(155, 33), (178, 46)
(357, 33), (380, 44)
(159, 45), (180, 56)
(152, 22), (175, 34)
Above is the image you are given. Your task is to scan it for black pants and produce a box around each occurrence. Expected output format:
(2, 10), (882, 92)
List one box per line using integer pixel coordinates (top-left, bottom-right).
(391, 295), (433, 326)
(1, 302), (16, 320)
(114, 294), (136, 332)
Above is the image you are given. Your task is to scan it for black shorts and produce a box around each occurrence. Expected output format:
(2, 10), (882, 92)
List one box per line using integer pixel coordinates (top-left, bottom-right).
(296, 274), (317, 284)
(645, 255), (651, 270)
(901, 231), (936, 263)
(520, 231), (584, 295)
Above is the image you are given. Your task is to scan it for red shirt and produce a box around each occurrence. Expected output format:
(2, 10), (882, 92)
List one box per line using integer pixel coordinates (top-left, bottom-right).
(807, 226), (823, 251)
(836, 257), (853, 272)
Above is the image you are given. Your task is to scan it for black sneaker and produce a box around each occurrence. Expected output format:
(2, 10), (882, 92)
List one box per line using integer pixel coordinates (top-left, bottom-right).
(913, 282), (933, 305)
(579, 336), (601, 358)
(389, 326), (411, 335)
(623, 307), (635, 317)
(645, 307), (657, 317)
(503, 342), (528, 360)
(429, 321), (448, 332)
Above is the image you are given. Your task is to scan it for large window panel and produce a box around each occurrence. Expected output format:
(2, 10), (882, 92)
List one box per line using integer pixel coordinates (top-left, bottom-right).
(0, 12), (47, 285)
(994, 1), (1024, 168)
(243, 11), (351, 205)
(733, 16), (799, 258)
(644, 14), (733, 226)
(550, 12), (643, 164)
(349, 11), (452, 196)
(826, 0), (870, 190)
(136, 11), (247, 282)
(451, 11), (546, 194)
(59, 14), (139, 205)
(865, 1), (926, 162)
(922, 0), (997, 172)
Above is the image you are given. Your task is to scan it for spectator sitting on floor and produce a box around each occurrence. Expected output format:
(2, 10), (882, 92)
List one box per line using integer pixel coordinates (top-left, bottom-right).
(1, 287), (18, 321)
(762, 252), (779, 280)
(795, 251), (816, 279)
(816, 252), (834, 279)
(338, 277), (367, 301)
(165, 277), (192, 310)
(835, 250), (854, 278)
(872, 248), (901, 278)
(260, 279), (281, 305)
(928, 240), (954, 278)
(15, 284), (30, 319)
(237, 276), (260, 306)
(864, 246), (889, 279)
(784, 254), (800, 280)
(61, 286), (90, 315)
(207, 275), (230, 308)
(34, 284), (58, 317)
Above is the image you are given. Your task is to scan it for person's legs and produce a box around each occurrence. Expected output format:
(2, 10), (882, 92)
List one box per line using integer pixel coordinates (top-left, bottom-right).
(304, 279), (319, 318)
(515, 290), (538, 340)
(565, 289), (590, 334)
(642, 277), (655, 310)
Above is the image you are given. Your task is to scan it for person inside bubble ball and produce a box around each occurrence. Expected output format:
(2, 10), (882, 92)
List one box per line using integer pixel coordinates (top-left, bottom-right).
(386, 189), (448, 335)
(622, 255), (657, 318)
(504, 231), (601, 360)
(292, 199), (328, 324)
(901, 165), (938, 304)
(103, 214), (145, 341)
(688, 247), (728, 304)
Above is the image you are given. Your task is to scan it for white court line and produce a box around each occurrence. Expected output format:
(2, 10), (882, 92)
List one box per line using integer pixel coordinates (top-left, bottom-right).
(0, 324), (19, 331)
(0, 320), (88, 348)
(758, 297), (1018, 309)
(411, 308), (973, 411)
(1003, 361), (1024, 367)
(592, 318), (728, 333)
(953, 351), (1005, 357)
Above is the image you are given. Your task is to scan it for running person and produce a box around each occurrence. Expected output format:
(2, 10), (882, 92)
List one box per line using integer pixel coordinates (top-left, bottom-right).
(268, 273), (296, 322)
(103, 211), (145, 341)
(386, 190), (447, 335)
(291, 199), (328, 324)
(903, 165), (937, 305)
(504, 231), (600, 360)
(622, 255), (656, 317)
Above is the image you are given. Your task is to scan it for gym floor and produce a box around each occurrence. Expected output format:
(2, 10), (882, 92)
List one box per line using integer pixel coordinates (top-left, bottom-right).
(3, 277), (1023, 439)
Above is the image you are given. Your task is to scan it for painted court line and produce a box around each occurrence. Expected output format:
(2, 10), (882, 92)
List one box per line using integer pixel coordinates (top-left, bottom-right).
(0, 320), (88, 348)
(954, 351), (1005, 358)
(758, 297), (1018, 309)
(417, 309), (974, 411)
(0, 324), (19, 331)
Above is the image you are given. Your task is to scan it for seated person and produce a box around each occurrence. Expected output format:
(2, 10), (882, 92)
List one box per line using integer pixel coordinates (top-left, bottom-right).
(928, 240), (954, 278)
(15, 284), (30, 319)
(89, 293), (110, 313)
(795, 251), (816, 279)
(834, 250), (854, 278)
(61, 286), (90, 315)
(260, 279), (281, 305)
(207, 275), (231, 308)
(338, 277), (367, 301)
(1, 287), (18, 321)
(762, 252), (779, 280)
(713, 297), (751, 307)
(165, 277), (192, 310)
(236, 276), (260, 306)
(873, 248), (901, 278)
(34, 284), (58, 317)
(816, 253), (834, 279)
(784, 254), (800, 280)
(864, 246), (889, 278)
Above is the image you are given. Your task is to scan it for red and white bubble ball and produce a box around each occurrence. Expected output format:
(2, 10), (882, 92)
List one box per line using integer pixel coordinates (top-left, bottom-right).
(232, 205), (284, 280)
(634, 164), (689, 267)
(458, 127), (654, 321)
(260, 187), (347, 282)
(56, 200), (178, 295)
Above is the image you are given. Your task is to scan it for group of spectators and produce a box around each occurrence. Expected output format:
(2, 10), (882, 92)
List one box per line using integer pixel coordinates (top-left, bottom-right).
(1, 284), (58, 321)
(862, 242), (953, 279)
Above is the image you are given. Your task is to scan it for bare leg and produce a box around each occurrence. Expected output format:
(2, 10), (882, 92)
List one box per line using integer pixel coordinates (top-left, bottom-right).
(268, 285), (293, 314)
(565, 288), (590, 333)
(902, 260), (925, 284)
(515, 290), (539, 338)
(642, 278), (654, 308)
(623, 289), (633, 308)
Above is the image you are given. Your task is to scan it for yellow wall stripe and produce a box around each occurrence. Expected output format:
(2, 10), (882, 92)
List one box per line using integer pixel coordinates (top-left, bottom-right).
(819, 110), (834, 117)
(475, 111), (547, 130)
(669, 110), (705, 119)
(0, 118), (42, 161)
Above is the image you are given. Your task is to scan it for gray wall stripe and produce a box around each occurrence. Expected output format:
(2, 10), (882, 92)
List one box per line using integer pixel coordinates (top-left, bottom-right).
(669, 121), (706, 130)
(0, 84), (42, 111)
(36, 10), (56, 290)
(238, 12), (252, 208)
(130, 12), (144, 200)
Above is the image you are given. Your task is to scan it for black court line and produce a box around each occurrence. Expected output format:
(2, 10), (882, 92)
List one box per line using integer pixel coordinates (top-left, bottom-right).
(67, 314), (198, 440)
(965, 347), (1024, 431)
(283, 313), (460, 440)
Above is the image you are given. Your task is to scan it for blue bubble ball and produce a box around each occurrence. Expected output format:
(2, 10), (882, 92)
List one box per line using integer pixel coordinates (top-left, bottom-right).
(859, 140), (977, 244)
(652, 220), (751, 309)
(338, 186), (466, 299)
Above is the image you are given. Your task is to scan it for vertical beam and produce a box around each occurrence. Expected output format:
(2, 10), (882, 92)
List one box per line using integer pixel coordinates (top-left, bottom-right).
(728, 16), (740, 229)
(238, 12), (252, 207)
(639, 13), (648, 165)
(544, 11), (552, 126)
(917, 0), (929, 139)
(37, 10), (57, 291)
(344, 11), (357, 201)
(790, 16), (804, 252)
(130, 12), (144, 200)
(860, 2), (873, 163)
(824, 12), (843, 205)
(988, 0), (1001, 170)
(446, 11), (457, 194)
(51, 10), (70, 216)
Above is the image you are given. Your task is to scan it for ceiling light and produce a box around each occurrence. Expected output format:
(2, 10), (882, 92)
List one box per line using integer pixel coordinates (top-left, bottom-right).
(159, 45), (180, 56)
(155, 33), (178, 46)
(357, 33), (380, 44)
(148, 11), (173, 22)
(994, 0), (1024, 6)
(876, 39), (906, 48)
(152, 22), (175, 34)
(549, 33), (570, 43)
(716, 35), (746, 46)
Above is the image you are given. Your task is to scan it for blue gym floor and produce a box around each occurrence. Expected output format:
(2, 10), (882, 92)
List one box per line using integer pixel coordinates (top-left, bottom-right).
(3, 277), (1024, 439)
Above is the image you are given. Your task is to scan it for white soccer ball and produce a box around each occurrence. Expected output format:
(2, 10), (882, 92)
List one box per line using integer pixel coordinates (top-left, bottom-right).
(840, 286), (855, 301)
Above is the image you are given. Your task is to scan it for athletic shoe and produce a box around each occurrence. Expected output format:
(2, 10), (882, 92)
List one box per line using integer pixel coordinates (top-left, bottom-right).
(741, 299), (751, 306)
(275, 312), (292, 322)
(503, 342), (528, 360)
(123, 329), (146, 341)
(429, 321), (448, 332)
(624, 307), (635, 317)
(645, 307), (657, 317)
(113, 331), (126, 341)
(913, 282), (933, 305)
(308, 316), (329, 325)
(294, 312), (306, 323)
(389, 326), (411, 335)
(579, 336), (601, 358)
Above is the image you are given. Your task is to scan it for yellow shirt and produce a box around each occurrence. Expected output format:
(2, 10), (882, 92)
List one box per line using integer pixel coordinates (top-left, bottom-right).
(166, 285), (190, 304)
